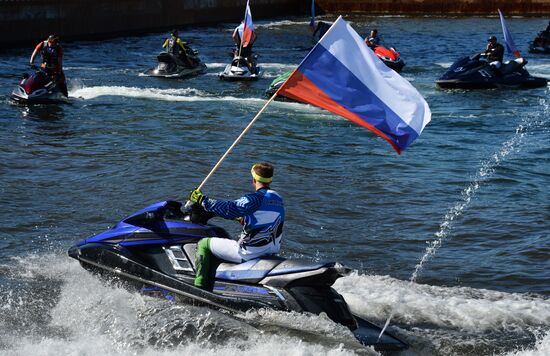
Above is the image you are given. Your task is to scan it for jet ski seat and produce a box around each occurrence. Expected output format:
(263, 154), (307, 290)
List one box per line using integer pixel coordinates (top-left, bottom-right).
(215, 257), (330, 284)
(182, 241), (335, 284)
(501, 58), (527, 75)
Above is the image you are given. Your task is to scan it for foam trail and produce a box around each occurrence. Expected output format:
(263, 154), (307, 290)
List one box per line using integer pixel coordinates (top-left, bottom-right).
(254, 20), (310, 29)
(70, 85), (265, 103)
(336, 273), (550, 331)
(379, 98), (549, 339)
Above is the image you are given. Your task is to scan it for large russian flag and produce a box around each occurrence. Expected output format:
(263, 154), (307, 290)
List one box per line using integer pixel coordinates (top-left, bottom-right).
(241, 0), (254, 47)
(278, 16), (431, 154)
(498, 9), (521, 58)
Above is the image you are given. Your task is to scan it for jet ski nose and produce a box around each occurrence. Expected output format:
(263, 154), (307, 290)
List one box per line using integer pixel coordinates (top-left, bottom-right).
(333, 262), (352, 276)
(68, 245), (81, 259)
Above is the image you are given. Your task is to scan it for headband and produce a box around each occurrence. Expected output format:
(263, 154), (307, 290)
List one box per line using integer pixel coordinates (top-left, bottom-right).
(250, 165), (272, 183)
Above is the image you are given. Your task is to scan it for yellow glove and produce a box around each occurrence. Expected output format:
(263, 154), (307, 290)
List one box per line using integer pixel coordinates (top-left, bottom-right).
(189, 188), (205, 205)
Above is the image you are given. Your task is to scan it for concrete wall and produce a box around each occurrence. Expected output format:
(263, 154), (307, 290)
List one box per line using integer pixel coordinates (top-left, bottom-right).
(0, 0), (304, 48)
(315, 0), (550, 15)
(2, 0), (550, 48)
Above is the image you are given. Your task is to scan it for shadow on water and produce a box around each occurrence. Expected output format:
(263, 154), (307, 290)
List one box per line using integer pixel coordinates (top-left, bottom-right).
(15, 103), (66, 121)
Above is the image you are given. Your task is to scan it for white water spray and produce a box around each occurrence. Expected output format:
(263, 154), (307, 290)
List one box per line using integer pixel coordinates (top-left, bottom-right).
(378, 98), (549, 340)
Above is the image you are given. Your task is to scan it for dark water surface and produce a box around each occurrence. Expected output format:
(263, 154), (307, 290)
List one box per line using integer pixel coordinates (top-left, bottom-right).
(1, 15), (549, 356)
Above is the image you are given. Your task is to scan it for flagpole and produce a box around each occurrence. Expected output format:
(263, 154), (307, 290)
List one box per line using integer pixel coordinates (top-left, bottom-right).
(194, 91), (279, 192)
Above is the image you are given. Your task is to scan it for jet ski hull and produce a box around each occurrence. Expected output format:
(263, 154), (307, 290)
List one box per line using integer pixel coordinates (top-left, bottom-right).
(144, 63), (207, 78)
(10, 71), (69, 104)
(373, 46), (405, 72)
(381, 58), (405, 72)
(68, 201), (408, 352)
(436, 76), (548, 89)
(144, 51), (206, 79)
(436, 55), (548, 90)
(528, 43), (550, 54)
(10, 86), (69, 104)
(219, 64), (262, 81)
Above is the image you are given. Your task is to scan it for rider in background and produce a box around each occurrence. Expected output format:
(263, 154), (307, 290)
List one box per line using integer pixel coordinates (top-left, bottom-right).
(163, 29), (194, 67)
(30, 34), (68, 97)
(482, 36), (505, 74)
(232, 21), (257, 58)
(365, 29), (381, 48)
(232, 21), (257, 69)
(311, 21), (331, 41)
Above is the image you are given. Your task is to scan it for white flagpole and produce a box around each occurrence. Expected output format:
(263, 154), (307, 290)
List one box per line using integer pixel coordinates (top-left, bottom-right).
(194, 91), (279, 192)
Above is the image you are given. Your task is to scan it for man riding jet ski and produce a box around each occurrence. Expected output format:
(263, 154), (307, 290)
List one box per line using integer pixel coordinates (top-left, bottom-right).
(436, 35), (547, 89)
(364, 30), (405, 72)
(11, 34), (69, 104)
(188, 163), (284, 290)
(144, 29), (206, 78)
(67, 164), (408, 352)
(219, 22), (262, 80)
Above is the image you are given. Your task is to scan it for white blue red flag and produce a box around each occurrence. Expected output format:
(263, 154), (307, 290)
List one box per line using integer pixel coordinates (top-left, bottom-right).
(498, 9), (521, 58)
(240, 0), (255, 47)
(309, 0), (315, 29)
(277, 16), (431, 154)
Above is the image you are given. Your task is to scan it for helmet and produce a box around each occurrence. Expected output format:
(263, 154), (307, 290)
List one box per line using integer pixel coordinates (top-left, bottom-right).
(487, 35), (497, 42)
(171, 29), (178, 36)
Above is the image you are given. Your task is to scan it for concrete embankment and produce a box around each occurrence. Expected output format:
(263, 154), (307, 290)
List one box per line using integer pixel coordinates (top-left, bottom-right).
(2, 0), (550, 48)
(0, 0), (303, 48)
(315, 0), (550, 15)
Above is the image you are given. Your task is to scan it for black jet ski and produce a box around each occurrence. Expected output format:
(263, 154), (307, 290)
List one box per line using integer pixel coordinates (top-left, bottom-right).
(219, 55), (262, 81)
(436, 55), (547, 89)
(11, 67), (69, 104)
(528, 31), (550, 54)
(68, 200), (408, 352)
(144, 51), (206, 78)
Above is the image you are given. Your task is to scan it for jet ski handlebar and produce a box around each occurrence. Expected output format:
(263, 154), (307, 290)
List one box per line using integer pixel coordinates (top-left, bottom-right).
(122, 200), (215, 226)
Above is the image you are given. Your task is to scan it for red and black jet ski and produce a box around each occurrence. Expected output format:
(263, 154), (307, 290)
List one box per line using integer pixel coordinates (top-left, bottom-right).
(373, 45), (405, 72)
(11, 66), (69, 104)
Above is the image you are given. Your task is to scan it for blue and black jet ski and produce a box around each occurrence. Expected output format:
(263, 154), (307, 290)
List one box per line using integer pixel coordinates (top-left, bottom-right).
(68, 200), (408, 352)
(436, 54), (547, 89)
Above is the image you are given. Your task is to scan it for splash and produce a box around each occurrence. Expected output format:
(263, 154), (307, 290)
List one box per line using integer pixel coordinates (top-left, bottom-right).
(379, 98), (549, 339)
(411, 98), (548, 283)
(501, 331), (550, 356)
(0, 254), (363, 356)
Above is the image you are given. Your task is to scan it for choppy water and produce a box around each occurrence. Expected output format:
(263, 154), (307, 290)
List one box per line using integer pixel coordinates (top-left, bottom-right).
(1, 15), (549, 356)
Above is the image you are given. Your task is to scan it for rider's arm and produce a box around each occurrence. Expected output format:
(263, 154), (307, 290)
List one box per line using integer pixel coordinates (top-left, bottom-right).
(176, 38), (188, 51)
(57, 46), (63, 71)
(202, 192), (262, 219)
(232, 28), (240, 45)
(162, 39), (169, 48)
(30, 42), (43, 64)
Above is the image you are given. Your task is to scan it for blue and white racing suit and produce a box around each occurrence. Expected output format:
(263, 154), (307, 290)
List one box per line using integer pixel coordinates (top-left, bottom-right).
(201, 187), (284, 263)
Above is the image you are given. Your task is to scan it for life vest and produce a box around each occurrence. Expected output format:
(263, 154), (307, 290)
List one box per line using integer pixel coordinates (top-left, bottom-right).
(240, 189), (285, 248)
(41, 41), (60, 68)
(166, 36), (180, 55)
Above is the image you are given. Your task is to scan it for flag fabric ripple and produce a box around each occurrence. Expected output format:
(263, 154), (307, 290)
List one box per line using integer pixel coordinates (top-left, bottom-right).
(278, 16), (431, 154)
(241, 0), (254, 47)
(498, 9), (521, 58)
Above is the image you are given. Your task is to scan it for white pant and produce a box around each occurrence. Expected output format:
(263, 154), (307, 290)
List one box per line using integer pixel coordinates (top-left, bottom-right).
(209, 237), (281, 263)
